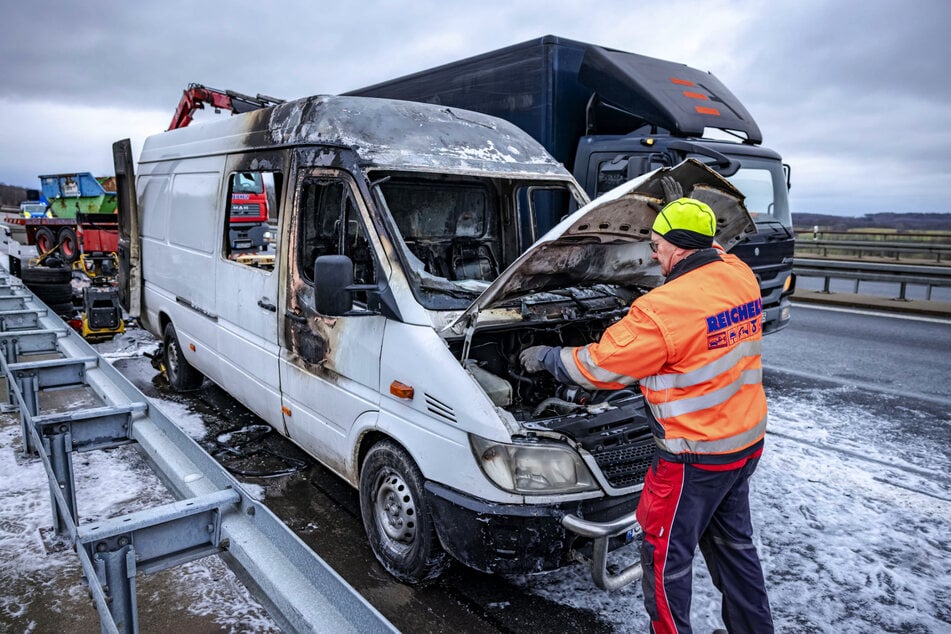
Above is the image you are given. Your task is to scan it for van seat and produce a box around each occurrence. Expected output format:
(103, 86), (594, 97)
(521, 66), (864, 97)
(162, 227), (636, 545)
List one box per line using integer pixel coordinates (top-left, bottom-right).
(449, 238), (497, 281)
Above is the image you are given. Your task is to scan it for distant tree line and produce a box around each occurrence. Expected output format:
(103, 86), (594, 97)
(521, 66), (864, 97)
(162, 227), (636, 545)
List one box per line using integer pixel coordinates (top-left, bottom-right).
(795, 212), (951, 232)
(0, 183), (30, 208)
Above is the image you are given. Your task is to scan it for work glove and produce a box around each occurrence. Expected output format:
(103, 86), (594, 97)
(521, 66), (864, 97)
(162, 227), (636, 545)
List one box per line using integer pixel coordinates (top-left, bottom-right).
(649, 175), (685, 212)
(661, 175), (683, 202)
(519, 345), (552, 374)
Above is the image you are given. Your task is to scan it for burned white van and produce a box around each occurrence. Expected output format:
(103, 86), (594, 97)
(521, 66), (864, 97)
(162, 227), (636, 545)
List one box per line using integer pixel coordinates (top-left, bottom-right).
(113, 95), (753, 588)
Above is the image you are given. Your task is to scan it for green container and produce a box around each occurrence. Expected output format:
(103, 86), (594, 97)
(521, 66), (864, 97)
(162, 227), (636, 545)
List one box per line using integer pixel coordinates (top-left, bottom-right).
(39, 173), (117, 219)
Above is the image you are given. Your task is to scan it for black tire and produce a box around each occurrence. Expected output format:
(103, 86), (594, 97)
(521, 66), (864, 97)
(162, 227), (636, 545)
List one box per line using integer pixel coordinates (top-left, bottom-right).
(34, 227), (56, 255)
(58, 227), (79, 264)
(359, 440), (450, 585)
(20, 265), (72, 284)
(162, 322), (204, 391)
(49, 302), (76, 317)
(29, 283), (75, 305)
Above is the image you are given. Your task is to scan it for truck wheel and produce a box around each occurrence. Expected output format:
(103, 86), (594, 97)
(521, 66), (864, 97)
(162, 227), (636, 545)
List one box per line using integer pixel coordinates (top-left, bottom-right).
(359, 440), (450, 585)
(58, 228), (79, 264)
(34, 227), (57, 255)
(162, 323), (204, 391)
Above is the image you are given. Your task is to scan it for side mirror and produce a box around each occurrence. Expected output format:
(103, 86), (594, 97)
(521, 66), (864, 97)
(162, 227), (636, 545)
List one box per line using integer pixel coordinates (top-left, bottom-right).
(314, 255), (354, 316)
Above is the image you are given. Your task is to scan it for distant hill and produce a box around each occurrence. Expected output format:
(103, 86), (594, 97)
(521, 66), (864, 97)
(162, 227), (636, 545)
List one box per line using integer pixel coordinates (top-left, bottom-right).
(794, 212), (951, 232)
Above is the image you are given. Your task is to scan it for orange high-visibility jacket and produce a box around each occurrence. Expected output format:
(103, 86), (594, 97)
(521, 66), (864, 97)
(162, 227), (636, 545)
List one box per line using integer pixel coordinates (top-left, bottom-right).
(559, 249), (767, 462)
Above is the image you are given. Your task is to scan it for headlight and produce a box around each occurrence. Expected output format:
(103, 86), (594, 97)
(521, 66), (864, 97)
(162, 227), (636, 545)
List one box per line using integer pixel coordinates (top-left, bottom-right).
(470, 435), (598, 495)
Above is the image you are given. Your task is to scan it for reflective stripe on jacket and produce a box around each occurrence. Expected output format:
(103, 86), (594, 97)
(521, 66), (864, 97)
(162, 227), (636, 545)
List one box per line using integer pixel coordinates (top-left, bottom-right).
(560, 248), (767, 463)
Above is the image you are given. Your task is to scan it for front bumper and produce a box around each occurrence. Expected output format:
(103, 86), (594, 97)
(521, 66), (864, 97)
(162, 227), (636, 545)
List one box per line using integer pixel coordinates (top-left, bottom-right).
(424, 481), (639, 575)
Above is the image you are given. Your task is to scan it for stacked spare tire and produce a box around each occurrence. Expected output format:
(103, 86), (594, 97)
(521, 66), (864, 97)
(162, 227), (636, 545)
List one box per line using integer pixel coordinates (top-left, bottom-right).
(20, 262), (76, 317)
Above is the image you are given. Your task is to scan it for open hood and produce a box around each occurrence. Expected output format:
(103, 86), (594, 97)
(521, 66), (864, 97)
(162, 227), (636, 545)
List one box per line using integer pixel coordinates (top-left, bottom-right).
(579, 45), (763, 144)
(448, 159), (756, 331)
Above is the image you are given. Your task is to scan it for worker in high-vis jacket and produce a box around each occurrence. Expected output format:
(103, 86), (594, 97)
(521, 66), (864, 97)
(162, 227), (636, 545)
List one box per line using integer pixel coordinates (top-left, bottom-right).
(520, 197), (773, 634)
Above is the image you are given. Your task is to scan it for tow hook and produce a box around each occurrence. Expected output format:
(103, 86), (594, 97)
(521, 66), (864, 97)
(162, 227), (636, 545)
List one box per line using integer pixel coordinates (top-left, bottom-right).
(562, 511), (643, 591)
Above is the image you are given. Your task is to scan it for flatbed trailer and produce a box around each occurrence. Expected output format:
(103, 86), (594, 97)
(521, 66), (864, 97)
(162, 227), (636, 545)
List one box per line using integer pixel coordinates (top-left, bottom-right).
(9, 173), (119, 264)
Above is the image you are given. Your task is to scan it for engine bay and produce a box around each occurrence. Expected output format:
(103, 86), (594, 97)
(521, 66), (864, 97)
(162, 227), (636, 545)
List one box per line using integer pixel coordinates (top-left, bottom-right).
(449, 288), (656, 489)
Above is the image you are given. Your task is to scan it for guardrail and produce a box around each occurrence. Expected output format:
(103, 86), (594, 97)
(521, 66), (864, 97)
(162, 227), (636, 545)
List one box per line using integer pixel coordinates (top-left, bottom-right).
(795, 239), (951, 263)
(0, 267), (396, 633)
(793, 258), (951, 301)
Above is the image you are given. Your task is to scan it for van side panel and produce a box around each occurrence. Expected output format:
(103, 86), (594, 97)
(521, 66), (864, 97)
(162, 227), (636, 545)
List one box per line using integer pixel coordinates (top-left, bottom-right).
(138, 155), (225, 377)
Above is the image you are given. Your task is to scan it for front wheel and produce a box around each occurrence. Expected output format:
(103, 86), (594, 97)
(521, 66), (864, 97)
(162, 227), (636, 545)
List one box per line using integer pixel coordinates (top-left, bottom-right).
(359, 440), (450, 585)
(162, 322), (204, 391)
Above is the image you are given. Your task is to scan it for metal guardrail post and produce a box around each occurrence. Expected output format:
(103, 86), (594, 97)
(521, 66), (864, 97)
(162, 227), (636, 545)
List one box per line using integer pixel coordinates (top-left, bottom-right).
(15, 373), (39, 455)
(43, 426), (77, 533)
(92, 544), (138, 634)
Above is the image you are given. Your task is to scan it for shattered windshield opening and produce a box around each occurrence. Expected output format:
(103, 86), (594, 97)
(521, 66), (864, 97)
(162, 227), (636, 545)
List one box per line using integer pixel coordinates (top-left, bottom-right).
(373, 172), (576, 310)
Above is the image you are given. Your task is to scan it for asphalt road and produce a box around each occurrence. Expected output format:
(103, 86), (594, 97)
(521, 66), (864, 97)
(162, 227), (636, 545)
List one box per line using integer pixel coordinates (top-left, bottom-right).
(762, 303), (951, 402)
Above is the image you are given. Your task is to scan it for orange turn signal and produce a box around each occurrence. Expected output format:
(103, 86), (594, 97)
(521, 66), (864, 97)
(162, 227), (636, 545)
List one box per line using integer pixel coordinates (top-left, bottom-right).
(189, 343), (196, 352)
(390, 381), (415, 400)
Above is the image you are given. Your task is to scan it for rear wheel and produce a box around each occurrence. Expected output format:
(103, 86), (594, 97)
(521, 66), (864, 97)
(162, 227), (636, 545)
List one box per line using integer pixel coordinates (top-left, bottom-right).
(162, 323), (204, 391)
(58, 227), (79, 264)
(359, 440), (450, 585)
(34, 227), (56, 255)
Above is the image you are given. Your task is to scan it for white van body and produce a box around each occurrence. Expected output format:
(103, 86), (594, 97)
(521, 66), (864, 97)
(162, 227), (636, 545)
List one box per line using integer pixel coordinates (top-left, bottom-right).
(115, 95), (752, 585)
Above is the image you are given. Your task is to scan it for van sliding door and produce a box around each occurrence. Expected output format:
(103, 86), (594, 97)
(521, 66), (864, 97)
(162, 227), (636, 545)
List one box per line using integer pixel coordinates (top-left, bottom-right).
(213, 152), (286, 427)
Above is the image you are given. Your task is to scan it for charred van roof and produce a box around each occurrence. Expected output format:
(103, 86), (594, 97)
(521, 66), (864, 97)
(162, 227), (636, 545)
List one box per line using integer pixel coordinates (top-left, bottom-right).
(139, 94), (568, 177)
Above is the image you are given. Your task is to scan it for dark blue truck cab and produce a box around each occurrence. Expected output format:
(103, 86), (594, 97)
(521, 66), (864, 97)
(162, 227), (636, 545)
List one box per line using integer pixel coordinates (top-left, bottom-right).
(349, 35), (795, 333)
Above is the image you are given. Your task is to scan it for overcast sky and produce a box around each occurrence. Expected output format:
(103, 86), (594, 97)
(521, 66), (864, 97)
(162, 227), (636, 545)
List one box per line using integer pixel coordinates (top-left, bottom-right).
(2, 0), (949, 218)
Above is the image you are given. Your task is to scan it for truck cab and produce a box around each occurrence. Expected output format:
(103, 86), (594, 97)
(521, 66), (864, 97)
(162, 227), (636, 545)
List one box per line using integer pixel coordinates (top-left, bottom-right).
(575, 133), (794, 333)
(571, 41), (795, 332)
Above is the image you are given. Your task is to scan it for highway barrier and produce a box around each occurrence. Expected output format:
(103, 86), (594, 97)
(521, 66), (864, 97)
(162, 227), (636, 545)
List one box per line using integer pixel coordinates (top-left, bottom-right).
(0, 265), (396, 634)
(793, 258), (951, 301)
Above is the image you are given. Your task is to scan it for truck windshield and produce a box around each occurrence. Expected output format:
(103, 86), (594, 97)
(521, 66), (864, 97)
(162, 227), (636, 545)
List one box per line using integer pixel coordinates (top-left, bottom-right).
(720, 157), (791, 228)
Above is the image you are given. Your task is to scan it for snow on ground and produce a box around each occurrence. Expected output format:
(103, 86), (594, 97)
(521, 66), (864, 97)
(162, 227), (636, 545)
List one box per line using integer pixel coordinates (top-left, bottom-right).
(511, 383), (951, 633)
(0, 366), (278, 632)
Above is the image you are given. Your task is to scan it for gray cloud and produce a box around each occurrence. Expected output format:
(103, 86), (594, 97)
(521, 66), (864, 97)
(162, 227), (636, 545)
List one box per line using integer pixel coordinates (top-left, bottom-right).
(1, 0), (949, 217)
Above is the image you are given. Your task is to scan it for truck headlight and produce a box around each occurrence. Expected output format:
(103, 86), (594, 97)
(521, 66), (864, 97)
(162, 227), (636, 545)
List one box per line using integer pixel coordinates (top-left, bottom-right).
(470, 435), (598, 494)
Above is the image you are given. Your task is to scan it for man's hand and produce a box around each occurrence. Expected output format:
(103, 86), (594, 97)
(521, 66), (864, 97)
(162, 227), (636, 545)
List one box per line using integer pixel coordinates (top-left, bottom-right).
(519, 345), (551, 373)
(660, 175), (683, 202)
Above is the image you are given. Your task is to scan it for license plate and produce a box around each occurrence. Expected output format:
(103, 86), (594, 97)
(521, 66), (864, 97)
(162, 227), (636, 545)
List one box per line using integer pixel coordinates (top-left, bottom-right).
(234, 240), (251, 249)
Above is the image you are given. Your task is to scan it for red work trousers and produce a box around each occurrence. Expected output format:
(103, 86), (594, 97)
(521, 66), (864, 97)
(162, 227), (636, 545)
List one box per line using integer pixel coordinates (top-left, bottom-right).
(635, 454), (773, 634)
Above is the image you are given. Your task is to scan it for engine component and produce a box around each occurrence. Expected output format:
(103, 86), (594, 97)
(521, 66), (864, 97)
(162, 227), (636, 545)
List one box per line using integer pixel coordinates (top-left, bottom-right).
(466, 361), (513, 407)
